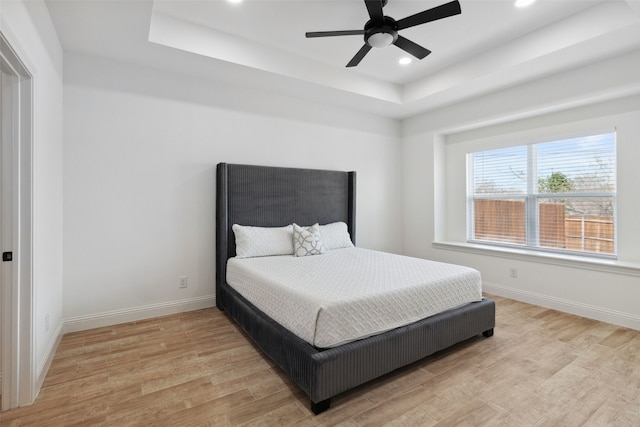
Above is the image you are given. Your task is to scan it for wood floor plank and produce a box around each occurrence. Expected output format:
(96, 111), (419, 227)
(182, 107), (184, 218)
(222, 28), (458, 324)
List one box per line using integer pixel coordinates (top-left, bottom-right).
(432, 399), (502, 426)
(352, 386), (435, 427)
(600, 327), (638, 348)
(1, 295), (639, 426)
(227, 389), (301, 425)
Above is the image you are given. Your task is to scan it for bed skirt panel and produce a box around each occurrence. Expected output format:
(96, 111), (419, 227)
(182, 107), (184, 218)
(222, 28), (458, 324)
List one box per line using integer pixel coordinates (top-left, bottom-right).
(310, 298), (495, 401)
(219, 283), (495, 404)
(219, 283), (318, 396)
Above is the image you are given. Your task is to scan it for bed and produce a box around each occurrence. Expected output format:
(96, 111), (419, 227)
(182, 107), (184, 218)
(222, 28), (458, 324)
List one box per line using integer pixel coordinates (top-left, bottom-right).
(216, 163), (495, 414)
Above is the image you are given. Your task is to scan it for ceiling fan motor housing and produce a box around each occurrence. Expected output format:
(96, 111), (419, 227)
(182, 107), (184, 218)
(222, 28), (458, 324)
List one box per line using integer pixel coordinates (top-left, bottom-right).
(305, 0), (461, 67)
(364, 17), (398, 48)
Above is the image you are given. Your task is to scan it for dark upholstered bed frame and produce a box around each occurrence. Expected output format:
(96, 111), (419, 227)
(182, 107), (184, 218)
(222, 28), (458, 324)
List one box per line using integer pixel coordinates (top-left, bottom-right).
(216, 163), (495, 414)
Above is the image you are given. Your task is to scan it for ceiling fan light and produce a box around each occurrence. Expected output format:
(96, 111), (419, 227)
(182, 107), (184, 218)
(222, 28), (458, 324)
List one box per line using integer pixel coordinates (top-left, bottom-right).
(368, 32), (394, 48)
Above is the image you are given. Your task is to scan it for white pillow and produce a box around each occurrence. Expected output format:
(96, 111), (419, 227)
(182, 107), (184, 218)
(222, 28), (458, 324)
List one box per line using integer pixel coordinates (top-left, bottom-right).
(232, 224), (293, 258)
(319, 222), (354, 250)
(293, 223), (327, 257)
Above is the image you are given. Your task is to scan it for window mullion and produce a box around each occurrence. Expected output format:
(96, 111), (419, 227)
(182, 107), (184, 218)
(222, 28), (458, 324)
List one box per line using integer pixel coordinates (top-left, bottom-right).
(526, 144), (538, 247)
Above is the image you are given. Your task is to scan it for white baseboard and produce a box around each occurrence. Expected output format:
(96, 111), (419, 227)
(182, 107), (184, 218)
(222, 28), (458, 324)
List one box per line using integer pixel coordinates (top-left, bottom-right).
(63, 295), (216, 334)
(483, 282), (640, 330)
(36, 321), (64, 396)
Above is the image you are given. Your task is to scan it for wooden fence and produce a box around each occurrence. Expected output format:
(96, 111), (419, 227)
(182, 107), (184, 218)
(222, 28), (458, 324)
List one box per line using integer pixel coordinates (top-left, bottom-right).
(474, 200), (614, 254)
(564, 215), (614, 254)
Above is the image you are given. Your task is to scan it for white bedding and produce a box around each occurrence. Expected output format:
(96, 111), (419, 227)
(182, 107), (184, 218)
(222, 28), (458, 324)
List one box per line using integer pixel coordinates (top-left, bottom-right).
(226, 247), (483, 348)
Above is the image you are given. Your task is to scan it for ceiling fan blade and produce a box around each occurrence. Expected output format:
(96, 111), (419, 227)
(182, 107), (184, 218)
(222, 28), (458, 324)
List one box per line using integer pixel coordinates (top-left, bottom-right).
(306, 30), (366, 38)
(393, 35), (431, 59)
(346, 44), (372, 67)
(364, 0), (384, 22)
(396, 0), (461, 30)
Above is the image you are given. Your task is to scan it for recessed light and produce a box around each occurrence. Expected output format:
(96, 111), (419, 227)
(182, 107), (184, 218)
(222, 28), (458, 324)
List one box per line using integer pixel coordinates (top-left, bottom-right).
(515, 0), (535, 7)
(227, 0), (243, 4)
(399, 57), (412, 65)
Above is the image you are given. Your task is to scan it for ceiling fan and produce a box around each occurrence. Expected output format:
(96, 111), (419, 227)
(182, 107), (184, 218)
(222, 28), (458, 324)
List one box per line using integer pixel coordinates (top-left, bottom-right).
(305, 0), (462, 67)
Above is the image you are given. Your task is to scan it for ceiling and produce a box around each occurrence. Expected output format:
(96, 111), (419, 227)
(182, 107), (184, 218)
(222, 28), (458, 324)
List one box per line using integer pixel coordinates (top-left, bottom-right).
(46, 0), (640, 119)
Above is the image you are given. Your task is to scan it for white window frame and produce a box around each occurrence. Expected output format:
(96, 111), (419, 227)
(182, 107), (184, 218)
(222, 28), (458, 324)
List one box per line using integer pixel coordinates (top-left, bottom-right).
(466, 133), (617, 259)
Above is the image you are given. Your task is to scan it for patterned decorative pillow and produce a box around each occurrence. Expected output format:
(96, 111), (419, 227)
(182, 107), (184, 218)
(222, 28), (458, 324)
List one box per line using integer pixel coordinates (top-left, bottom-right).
(293, 223), (327, 257)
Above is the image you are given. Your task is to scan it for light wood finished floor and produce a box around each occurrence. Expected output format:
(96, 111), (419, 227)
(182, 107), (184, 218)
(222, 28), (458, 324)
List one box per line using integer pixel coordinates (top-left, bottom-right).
(2, 295), (639, 426)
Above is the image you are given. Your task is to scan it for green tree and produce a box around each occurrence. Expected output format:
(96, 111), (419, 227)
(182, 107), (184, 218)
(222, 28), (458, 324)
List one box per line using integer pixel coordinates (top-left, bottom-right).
(538, 172), (573, 193)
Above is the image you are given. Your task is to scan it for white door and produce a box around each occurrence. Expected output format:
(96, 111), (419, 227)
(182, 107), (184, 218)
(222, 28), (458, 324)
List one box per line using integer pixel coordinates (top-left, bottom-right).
(0, 54), (17, 412)
(0, 63), (4, 407)
(0, 32), (34, 410)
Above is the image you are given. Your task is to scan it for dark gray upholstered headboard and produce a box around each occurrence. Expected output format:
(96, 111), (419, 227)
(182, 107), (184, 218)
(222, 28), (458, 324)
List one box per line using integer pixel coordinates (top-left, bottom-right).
(216, 163), (356, 306)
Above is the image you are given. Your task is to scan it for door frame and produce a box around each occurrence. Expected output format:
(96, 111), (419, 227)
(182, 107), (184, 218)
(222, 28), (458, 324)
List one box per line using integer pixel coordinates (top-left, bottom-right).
(0, 28), (34, 411)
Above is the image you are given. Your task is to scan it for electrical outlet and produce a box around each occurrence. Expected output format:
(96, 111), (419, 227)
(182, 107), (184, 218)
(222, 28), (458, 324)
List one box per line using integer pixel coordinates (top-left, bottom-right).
(509, 268), (518, 279)
(179, 276), (188, 288)
(45, 313), (50, 332)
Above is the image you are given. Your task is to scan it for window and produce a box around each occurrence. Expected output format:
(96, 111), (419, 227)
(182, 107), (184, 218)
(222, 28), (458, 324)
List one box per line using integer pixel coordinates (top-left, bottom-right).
(467, 132), (616, 257)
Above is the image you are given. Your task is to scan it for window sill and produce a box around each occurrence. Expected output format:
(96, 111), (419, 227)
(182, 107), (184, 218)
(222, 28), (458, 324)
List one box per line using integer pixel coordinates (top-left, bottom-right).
(432, 241), (640, 277)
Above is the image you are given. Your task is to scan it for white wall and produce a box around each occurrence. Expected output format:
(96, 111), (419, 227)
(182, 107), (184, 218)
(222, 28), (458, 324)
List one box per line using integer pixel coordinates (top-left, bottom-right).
(62, 53), (403, 329)
(0, 0), (64, 396)
(402, 49), (640, 329)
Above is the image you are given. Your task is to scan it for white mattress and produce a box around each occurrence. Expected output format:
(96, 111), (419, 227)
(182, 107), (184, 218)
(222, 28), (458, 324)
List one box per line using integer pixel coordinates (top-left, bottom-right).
(226, 247), (483, 348)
